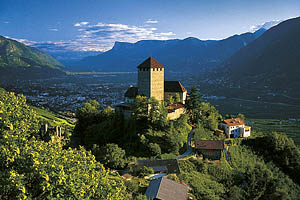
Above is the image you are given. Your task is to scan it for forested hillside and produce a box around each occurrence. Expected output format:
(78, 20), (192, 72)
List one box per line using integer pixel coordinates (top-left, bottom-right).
(0, 36), (65, 81)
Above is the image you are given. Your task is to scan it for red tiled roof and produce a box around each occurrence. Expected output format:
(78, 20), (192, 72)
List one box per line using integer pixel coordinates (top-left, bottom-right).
(164, 81), (187, 93)
(125, 86), (138, 98)
(195, 140), (224, 150)
(223, 118), (245, 126)
(137, 56), (165, 69)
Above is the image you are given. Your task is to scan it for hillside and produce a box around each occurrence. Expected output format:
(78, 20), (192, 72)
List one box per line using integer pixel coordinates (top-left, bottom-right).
(0, 35), (65, 81)
(70, 30), (265, 72)
(222, 17), (300, 96)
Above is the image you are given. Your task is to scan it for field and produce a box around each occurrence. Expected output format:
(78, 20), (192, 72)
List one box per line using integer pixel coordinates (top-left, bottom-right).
(249, 118), (300, 146)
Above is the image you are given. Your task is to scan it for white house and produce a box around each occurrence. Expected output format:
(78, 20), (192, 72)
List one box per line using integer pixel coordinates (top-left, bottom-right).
(219, 118), (251, 138)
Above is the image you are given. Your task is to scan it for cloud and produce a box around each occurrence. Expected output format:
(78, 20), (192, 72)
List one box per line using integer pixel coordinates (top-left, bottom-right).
(74, 22), (176, 51)
(145, 19), (159, 24)
(10, 21), (176, 52)
(74, 21), (89, 27)
(3, 21), (10, 24)
(159, 32), (176, 36)
(249, 20), (282, 32)
(49, 28), (59, 31)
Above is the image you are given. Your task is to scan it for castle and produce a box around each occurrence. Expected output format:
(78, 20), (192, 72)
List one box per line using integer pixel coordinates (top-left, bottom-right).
(124, 56), (187, 103)
(116, 56), (187, 120)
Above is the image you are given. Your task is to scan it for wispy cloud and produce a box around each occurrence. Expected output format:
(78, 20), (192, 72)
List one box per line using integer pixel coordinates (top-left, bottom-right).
(49, 28), (59, 32)
(3, 21), (10, 24)
(9, 21), (176, 52)
(74, 21), (89, 27)
(145, 19), (159, 24)
(73, 22), (176, 51)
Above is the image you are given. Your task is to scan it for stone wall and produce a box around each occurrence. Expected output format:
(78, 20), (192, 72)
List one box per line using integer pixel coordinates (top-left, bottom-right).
(167, 107), (185, 120)
(150, 68), (164, 101)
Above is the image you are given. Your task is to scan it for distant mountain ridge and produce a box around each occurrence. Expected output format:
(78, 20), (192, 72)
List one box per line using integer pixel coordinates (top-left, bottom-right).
(69, 29), (266, 72)
(0, 35), (65, 81)
(221, 16), (300, 95)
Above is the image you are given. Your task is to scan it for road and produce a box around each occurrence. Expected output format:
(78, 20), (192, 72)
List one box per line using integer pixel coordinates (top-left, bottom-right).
(176, 129), (194, 159)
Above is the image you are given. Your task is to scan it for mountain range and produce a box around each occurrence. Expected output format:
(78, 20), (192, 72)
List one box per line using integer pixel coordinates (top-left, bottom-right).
(67, 29), (266, 72)
(220, 16), (300, 96)
(0, 35), (65, 82)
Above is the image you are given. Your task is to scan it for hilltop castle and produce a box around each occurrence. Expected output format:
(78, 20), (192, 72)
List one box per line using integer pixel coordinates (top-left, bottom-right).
(124, 56), (187, 103)
(116, 57), (187, 120)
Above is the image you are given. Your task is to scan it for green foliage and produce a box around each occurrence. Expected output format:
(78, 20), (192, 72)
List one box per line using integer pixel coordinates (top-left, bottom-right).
(175, 93), (181, 103)
(185, 86), (202, 124)
(185, 87), (220, 130)
(198, 102), (221, 130)
(94, 143), (128, 169)
(194, 123), (215, 140)
(138, 166), (154, 177)
(244, 133), (300, 185)
(0, 90), (127, 199)
(179, 171), (226, 200)
(166, 95), (175, 105)
(124, 180), (139, 195)
(147, 143), (161, 157)
(131, 96), (149, 123)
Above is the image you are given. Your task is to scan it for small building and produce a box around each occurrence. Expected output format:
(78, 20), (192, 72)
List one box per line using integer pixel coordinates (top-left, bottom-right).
(194, 140), (224, 160)
(219, 118), (251, 138)
(145, 176), (189, 200)
(136, 159), (180, 174)
(164, 81), (187, 104)
(167, 103), (185, 120)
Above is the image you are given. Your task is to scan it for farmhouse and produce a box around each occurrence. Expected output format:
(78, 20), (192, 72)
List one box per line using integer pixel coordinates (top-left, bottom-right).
(145, 176), (189, 200)
(194, 140), (224, 160)
(219, 118), (251, 138)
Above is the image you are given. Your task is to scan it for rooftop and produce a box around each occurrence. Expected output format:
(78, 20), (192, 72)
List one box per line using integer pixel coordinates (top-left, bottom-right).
(164, 81), (187, 93)
(137, 56), (165, 69)
(125, 86), (138, 98)
(145, 177), (188, 200)
(136, 159), (180, 174)
(195, 140), (224, 150)
(223, 118), (245, 126)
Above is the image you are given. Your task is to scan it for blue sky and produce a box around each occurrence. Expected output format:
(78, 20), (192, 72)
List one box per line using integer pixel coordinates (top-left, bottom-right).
(1, 0), (299, 51)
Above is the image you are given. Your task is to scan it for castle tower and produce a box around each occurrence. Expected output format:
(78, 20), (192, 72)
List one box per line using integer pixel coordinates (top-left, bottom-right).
(137, 57), (164, 101)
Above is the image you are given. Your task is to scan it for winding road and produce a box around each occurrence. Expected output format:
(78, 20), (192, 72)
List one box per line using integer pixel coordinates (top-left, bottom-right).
(176, 129), (194, 159)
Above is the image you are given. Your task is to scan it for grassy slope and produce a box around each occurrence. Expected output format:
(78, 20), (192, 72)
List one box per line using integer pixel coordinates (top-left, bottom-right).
(32, 106), (75, 128)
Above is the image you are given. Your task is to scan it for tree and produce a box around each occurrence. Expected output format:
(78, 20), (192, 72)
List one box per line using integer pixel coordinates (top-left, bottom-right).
(98, 143), (128, 169)
(148, 98), (168, 129)
(131, 95), (149, 123)
(148, 143), (161, 157)
(74, 100), (101, 143)
(185, 86), (202, 124)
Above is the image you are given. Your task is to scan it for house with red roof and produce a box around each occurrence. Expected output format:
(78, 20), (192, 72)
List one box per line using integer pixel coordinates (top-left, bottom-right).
(219, 118), (251, 138)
